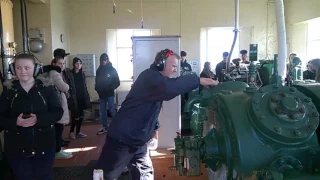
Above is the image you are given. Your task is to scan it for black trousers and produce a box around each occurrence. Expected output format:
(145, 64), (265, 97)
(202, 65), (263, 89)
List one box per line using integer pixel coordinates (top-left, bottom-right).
(6, 152), (55, 180)
(70, 109), (84, 134)
(96, 136), (154, 180)
(55, 123), (64, 152)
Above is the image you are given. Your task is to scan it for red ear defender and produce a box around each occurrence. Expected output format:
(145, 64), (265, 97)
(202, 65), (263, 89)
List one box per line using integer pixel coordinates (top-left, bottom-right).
(165, 50), (174, 58)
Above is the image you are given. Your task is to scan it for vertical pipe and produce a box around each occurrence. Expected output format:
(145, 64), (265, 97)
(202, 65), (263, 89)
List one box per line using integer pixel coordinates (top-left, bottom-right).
(23, 0), (30, 52)
(273, 54), (278, 75)
(0, 0), (6, 82)
(20, 0), (27, 53)
(226, 0), (240, 73)
(235, 0), (239, 30)
(274, 0), (287, 79)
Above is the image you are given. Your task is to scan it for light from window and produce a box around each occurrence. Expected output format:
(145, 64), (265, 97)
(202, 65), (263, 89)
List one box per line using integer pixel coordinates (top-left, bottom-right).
(116, 29), (134, 48)
(307, 18), (320, 61)
(133, 30), (151, 36)
(308, 18), (320, 41)
(116, 48), (133, 81)
(206, 28), (240, 73)
(307, 41), (320, 60)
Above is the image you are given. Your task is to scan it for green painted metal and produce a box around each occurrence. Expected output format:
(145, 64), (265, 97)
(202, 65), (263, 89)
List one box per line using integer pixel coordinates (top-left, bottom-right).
(170, 83), (320, 179)
(172, 50), (320, 179)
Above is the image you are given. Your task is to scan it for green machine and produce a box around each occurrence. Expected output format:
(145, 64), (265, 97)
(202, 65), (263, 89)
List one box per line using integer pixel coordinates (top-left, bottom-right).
(170, 44), (320, 179)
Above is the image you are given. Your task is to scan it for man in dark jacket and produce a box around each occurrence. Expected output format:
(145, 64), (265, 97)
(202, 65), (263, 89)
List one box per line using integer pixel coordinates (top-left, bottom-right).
(215, 51), (229, 82)
(95, 49), (219, 180)
(180, 51), (192, 75)
(95, 53), (120, 135)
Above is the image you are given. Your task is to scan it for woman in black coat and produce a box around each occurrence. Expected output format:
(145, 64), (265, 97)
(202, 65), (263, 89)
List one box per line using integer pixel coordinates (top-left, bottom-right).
(0, 53), (63, 180)
(67, 57), (91, 139)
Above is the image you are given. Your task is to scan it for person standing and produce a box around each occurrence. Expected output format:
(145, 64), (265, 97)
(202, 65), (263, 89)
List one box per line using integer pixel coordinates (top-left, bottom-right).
(215, 52), (229, 82)
(95, 49), (219, 180)
(95, 53), (120, 135)
(53, 48), (71, 147)
(39, 57), (73, 159)
(240, 50), (250, 64)
(0, 53), (63, 180)
(180, 51), (192, 75)
(69, 57), (91, 139)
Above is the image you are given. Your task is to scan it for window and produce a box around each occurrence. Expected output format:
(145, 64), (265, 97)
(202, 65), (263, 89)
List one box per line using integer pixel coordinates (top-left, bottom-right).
(107, 29), (160, 81)
(307, 18), (320, 61)
(200, 27), (240, 74)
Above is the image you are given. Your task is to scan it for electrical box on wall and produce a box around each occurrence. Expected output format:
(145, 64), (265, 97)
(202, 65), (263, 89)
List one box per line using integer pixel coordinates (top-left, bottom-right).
(188, 60), (200, 76)
(76, 54), (96, 76)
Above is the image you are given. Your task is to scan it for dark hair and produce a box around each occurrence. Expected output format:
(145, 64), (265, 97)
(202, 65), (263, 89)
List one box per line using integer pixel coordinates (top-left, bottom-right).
(14, 53), (36, 63)
(240, 50), (248, 55)
(223, 52), (229, 57)
(51, 56), (64, 65)
(154, 49), (180, 64)
(203, 62), (214, 78)
(180, 51), (187, 57)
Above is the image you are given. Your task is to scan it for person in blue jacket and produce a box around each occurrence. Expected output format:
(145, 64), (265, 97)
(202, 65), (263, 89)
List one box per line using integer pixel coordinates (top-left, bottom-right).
(95, 49), (219, 180)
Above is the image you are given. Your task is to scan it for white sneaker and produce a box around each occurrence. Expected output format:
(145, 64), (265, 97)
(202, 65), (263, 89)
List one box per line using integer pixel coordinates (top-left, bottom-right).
(61, 149), (72, 155)
(69, 132), (75, 140)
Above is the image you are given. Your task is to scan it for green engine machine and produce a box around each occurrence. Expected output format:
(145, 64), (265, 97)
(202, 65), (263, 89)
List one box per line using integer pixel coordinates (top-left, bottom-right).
(170, 45), (320, 179)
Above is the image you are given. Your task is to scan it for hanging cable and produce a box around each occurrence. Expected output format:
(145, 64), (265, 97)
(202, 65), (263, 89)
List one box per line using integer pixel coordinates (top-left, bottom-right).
(140, 0), (144, 29)
(113, 0), (116, 14)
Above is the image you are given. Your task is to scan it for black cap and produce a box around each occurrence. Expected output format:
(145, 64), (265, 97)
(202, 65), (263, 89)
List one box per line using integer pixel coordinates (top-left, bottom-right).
(180, 51), (187, 57)
(100, 53), (109, 61)
(53, 48), (70, 58)
(240, 50), (248, 55)
(223, 52), (229, 57)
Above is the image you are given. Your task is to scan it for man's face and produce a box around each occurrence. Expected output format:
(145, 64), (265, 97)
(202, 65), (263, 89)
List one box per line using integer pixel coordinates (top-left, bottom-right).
(161, 55), (178, 78)
(223, 56), (228, 62)
(101, 60), (107, 66)
(181, 56), (186, 61)
(55, 59), (65, 70)
(242, 54), (247, 61)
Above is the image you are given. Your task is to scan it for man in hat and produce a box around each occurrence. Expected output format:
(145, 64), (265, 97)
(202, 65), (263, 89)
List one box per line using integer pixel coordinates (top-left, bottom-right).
(53, 48), (70, 59)
(240, 49), (250, 64)
(53, 48), (72, 147)
(95, 53), (120, 135)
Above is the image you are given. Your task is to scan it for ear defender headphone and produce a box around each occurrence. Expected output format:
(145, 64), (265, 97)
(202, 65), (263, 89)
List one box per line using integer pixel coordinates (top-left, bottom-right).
(8, 52), (43, 77)
(155, 49), (174, 71)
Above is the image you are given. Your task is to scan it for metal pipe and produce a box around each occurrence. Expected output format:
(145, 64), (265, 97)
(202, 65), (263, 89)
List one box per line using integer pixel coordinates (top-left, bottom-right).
(23, 0), (30, 52)
(0, 1), (6, 82)
(226, 0), (240, 73)
(20, 0), (27, 53)
(274, 0), (287, 79)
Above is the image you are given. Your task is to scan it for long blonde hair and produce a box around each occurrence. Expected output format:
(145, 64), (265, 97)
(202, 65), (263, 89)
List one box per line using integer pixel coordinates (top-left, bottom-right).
(308, 58), (320, 81)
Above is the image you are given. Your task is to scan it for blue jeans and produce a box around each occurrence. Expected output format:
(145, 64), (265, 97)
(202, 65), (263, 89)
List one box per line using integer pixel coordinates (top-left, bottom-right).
(100, 97), (116, 129)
